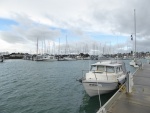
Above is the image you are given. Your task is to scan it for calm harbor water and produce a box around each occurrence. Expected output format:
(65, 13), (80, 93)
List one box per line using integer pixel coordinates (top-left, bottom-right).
(0, 59), (136, 113)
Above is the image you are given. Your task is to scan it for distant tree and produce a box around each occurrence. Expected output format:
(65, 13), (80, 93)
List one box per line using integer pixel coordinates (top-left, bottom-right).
(84, 54), (89, 57)
(79, 53), (84, 57)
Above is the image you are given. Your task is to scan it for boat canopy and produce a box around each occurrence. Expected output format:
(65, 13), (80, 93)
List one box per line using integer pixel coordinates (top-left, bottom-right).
(90, 61), (126, 73)
(91, 61), (122, 67)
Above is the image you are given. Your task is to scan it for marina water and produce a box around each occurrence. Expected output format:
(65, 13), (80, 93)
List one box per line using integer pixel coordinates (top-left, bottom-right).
(0, 60), (136, 113)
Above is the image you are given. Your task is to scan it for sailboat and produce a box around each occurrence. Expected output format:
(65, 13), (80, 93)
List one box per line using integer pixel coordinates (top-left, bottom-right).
(42, 40), (58, 61)
(129, 9), (139, 68)
(63, 35), (76, 61)
(42, 53), (57, 61)
(33, 38), (43, 61)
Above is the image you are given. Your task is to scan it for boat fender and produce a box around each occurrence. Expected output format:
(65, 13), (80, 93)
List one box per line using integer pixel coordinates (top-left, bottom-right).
(117, 79), (126, 85)
(118, 82), (121, 86)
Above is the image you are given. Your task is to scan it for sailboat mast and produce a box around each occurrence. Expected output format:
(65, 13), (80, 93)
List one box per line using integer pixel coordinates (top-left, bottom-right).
(59, 37), (60, 55)
(37, 37), (38, 54)
(42, 41), (43, 55)
(65, 35), (67, 55)
(134, 9), (136, 56)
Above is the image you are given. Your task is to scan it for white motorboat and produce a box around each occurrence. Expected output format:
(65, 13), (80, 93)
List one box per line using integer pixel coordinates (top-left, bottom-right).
(83, 57), (90, 60)
(33, 54), (43, 61)
(76, 56), (90, 60)
(129, 59), (139, 67)
(63, 57), (76, 61)
(76, 56), (83, 60)
(42, 54), (57, 62)
(80, 61), (127, 97)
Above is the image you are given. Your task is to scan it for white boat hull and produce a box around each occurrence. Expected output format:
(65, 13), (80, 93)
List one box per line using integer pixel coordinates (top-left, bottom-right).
(42, 58), (57, 62)
(64, 58), (76, 61)
(82, 81), (118, 97)
(42, 55), (57, 62)
(129, 60), (139, 67)
(33, 58), (43, 61)
(117, 74), (126, 84)
(129, 60), (134, 66)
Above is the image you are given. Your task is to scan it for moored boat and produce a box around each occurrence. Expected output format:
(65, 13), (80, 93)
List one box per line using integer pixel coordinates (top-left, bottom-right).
(79, 61), (127, 97)
(32, 54), (43, 61)
(129, 59), (139, 67)
(63, 56), (76, 61)
(42, 54), (57, 61)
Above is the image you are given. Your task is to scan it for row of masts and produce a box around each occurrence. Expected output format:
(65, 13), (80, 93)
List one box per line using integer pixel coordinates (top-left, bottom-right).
(35, 36), (116, 55)
(34, 43), (132, 55)
(35, 19), (137, 56)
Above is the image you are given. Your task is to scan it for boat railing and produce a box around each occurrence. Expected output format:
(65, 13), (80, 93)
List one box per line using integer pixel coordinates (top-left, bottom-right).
(97, 82), (126, 113)
(96, 69), (139, 113)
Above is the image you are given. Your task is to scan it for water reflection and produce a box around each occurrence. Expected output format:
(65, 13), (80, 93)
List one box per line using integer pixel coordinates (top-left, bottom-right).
(79, 90), (117, 113)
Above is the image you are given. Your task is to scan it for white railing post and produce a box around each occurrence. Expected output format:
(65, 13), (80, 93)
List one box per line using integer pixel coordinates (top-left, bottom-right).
(126, 72), (133, 93)
(97, 107), (106, 113)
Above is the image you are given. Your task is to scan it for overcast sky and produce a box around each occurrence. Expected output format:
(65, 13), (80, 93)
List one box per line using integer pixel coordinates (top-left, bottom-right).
(0, 0), (150, 54)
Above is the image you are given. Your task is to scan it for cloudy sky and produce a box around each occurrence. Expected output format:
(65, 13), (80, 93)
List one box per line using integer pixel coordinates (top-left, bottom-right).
(0, 0), (150, 54)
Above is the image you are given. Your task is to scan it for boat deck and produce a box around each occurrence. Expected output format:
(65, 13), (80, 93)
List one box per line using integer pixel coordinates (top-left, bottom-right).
(105, 64), (150, 113)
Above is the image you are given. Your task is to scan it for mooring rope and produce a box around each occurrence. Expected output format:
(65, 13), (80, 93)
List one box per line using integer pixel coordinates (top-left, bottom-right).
(94, 71), (102, 108)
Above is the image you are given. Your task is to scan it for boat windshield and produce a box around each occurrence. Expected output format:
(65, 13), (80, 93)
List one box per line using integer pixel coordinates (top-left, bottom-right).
(106, 66), (115, 73)
(97, 65), (105, 72)
(91, 65), (97, 71)
(116, 66), (122, 73)
(91, 65), (105, 72)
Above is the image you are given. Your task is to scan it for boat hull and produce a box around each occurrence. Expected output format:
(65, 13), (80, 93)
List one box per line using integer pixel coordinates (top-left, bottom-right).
(82, 81), (118, 97)
(129, 60), (139, 67)
(42, 59), (57, 62)
(64, 58), (76, 61)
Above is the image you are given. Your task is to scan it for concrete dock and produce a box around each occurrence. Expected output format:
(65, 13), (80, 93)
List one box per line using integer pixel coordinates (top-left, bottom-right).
(97, 64), (150, 113)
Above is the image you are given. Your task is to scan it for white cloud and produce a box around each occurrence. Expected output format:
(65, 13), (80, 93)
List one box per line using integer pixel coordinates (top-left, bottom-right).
(1, 0), (150, 53)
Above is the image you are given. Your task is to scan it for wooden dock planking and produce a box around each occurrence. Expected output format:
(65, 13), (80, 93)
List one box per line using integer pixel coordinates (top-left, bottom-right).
(107, 64), (150, 113)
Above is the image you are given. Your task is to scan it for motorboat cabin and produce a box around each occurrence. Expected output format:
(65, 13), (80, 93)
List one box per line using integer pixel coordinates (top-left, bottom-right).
(80, 61), (127, 97)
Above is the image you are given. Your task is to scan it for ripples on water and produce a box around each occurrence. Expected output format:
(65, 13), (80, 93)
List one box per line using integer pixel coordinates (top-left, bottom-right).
(0, 59), (136, 113)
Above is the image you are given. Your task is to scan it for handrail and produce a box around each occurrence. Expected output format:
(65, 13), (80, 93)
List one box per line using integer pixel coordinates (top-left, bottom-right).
(97, 83), (126, 113)
(97, 68), (139, 113)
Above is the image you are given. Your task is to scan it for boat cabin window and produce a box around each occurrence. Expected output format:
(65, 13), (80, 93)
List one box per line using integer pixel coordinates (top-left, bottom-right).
(91, 65), (97, 71)
(97, 66), (105, 72)
(50, 56), (53, 59)
(106, 66), (115, 73)
(116, 66), (122, 73)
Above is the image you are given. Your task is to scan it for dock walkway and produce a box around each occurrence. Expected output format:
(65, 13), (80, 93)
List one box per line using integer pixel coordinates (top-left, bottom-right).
(98, 64), (150, 113)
